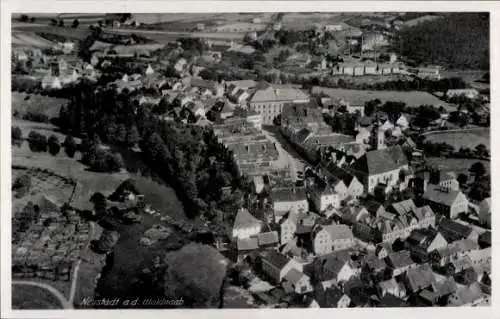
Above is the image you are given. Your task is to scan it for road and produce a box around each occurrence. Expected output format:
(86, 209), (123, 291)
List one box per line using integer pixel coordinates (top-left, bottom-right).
(68, 259), (82, 304)
(12, 280), (72, 309)
(262, 126), (310, 181)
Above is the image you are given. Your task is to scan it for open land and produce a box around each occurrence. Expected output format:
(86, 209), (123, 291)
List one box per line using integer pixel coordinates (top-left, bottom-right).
(12, 92), (69, 120)
(12, 284), (64, 309)
(423, 128), (490, 150)
(311, 87), (455, 110)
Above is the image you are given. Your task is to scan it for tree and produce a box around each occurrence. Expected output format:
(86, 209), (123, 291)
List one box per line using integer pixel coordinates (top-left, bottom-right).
(48, 134), (61, 156)
(96, 230), (120, 253)
(19, 14), (29, 23)
(64, 135), (77, 158)
(457, 173), (468, 187)
(28, 131), (47, 152)
(475, 144), (488, 157)
(58, 19), (64, 27)
(163, 244), (228, 307)
(106, 152), (124, 172)
(12, 126), (22, 145)
(364, 99), (380, 117)
(469, 162), (486, 181)
(50, 19), (58, 26)
(90, 192), (107, 218)
(13, 174), (32, 191)
(72, 19), (80, 28)
(127, 126), (140, 147)
(30, 17), (36, 23)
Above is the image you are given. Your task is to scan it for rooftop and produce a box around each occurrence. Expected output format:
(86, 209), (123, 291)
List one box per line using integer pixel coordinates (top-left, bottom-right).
(352, 146), (408, 176)
(233, 208), (262, 230)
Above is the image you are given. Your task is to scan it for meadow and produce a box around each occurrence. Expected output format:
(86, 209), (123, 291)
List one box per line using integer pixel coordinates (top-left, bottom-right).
(423, 128), (490, 150)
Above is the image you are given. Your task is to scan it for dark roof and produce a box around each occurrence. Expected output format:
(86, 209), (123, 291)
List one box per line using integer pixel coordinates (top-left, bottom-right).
(352, 146), (408, 175)
(406, 227), (442, 250)
(263, 250), (291, 270)
(405, 264), (435, 292)
(438, 219), (473, 242)
(270, 187), (307, 203)
(322, 287), (346, 307)
(478, 231), (491, 247)
(325, 165), (357, 186)
(256, 231), (279, 246)
(386, 250), (414, 269)
(378, 294), (407, 307)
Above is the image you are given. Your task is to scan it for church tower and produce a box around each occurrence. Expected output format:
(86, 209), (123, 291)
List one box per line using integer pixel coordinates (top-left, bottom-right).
(370, 114), (386, 150)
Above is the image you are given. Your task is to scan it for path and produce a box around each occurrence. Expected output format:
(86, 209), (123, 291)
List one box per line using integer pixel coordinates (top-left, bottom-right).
(262, 126), (310, 181)
(12, 280), (72, 309)
(68, 259), (82, 304)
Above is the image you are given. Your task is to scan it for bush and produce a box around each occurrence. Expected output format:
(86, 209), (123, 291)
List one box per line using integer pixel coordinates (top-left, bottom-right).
(48, 134), (61, 156)
(13, 174), (32, 198)
(22, 111), (50, 123)
(12, 126), (23, 145)
(28, 131), (48, 152)
(64, 135), (77, 158)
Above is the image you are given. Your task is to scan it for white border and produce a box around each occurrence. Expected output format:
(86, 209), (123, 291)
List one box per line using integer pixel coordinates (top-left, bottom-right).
(1, 1), (499, 319)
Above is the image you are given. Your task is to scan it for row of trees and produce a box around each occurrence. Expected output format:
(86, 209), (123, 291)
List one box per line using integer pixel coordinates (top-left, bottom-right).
(13, 126), (78, 158)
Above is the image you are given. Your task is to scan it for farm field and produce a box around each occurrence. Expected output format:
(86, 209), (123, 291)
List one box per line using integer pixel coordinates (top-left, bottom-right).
(311, 87), (455, 111)
(104, 28), (246, 42)
(423, 128), (490, 150)
(12, 92), (69, 120)
(425, 157), (490, 175)
(12, 285), (64, 310)
(11, 32), (56, 48)
(12, 26), (91, 42)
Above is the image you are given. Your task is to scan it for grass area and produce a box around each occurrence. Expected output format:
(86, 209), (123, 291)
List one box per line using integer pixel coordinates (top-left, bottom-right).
(12, 119), (79, 144)
(12, 92), (69, 120)
(11, 32), (55, 48)
(425, 157), (490, 175)
(12, 26), (91, 41)
(311, 87), (454, 110)
(12, 285), (63, 309)
(423, 128), (490, 150)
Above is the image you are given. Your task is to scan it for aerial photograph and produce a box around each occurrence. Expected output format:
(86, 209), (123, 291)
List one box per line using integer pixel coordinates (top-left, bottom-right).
(9, 12), (491, 309)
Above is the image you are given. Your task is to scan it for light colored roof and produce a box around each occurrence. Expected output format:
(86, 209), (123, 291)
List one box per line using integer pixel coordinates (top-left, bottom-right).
(256, 231), (279, 246)
(270, 187), (307, 203)
(237, 237), (259, 251)
(390, 199), (417, 216)
(378, 278), (400, 291)
(250, 84), (309, 103)
(233, 208), (261, 230)
(352, 146), (407, 175)
(405, 264), (435, 291)
(320, 224), (354, 241)
(423, 186), (462, 207)
(450, 283), (483, 306)
(283, 268), (307, 285)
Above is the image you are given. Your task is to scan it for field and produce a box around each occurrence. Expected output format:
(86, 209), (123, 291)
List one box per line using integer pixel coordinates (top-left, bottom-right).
(311, 87), (455, 110)
(105, 28), (246, 43)
(11, 32), (56, 48)
(423, 128), (490, 150)
(12, 285), (63, 309)
(425, 157), (490, 175)
(13, 119), (79, 145)
(12, 26), (91, 42)
(12, 92), (69, 120)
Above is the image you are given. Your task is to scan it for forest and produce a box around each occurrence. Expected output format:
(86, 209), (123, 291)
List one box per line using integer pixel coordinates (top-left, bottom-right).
(395, 13), (489, 69)
(57, 81), (247, 223)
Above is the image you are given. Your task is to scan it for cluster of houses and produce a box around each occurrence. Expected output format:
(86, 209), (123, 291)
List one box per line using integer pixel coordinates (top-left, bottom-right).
(12, 47), (102, 90)
(11, 196), (90, 281)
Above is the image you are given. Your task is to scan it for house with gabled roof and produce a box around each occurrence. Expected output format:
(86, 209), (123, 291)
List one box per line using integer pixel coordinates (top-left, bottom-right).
(279, 211), (303, 245)
(447, 283), (488, 306)
(349, 146), (409, 194)
(316, 286), (351, 308)
(261, 250), (303, 283)
(232, 208), (262, 239)
(403, 264), (436, 294)
(282, 268), (313, 294)
(270, 187), (309, 222)
(478, 197), (491, 227)
(385, 250), (416, 277)
(377, 278), (407, 299)
(305, 251), (356, 287)
(406, 228), (448, 262)
(312, 224), (354, 255)
(422, 186), (468, 219)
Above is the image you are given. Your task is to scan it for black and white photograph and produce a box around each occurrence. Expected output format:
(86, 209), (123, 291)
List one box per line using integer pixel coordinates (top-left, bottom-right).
(1, 2), (496, 316)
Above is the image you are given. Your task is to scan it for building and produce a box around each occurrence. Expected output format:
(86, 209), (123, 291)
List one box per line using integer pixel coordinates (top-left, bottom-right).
(448, 283), (488, 306)
(270, 187), (309, 222)
(249, 82), (310, 124)
(282, 268), (313, 294)
(422, 186), (468, 219)
(478, 198), (491, 227)
(279, 211), (303, 244)
(305, 251), (357, 287)
(312, 224), (355, 255)
(406, 228), (448, 261)
(232, 208), (262, 239)
(316, 287), (351, 307)
(416, 66), (441, 80)
(403, 264), (436, 294)
(377, 278), (407, 299)
(261, 250), (303, 283)
(349, 146), (409, 194)
(326, 166), (364, 199)
(385, 250), (416, 277)
(309, 184), (340, 212)
(445, 89), (480, 100)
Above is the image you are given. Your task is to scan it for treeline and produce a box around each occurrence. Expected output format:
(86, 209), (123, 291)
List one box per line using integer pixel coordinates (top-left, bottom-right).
(395, 13), (489, 69)
(57, 82), (245, 220)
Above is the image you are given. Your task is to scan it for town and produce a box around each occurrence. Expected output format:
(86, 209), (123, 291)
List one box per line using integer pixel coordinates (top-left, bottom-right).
(10, 12), (491, 309)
